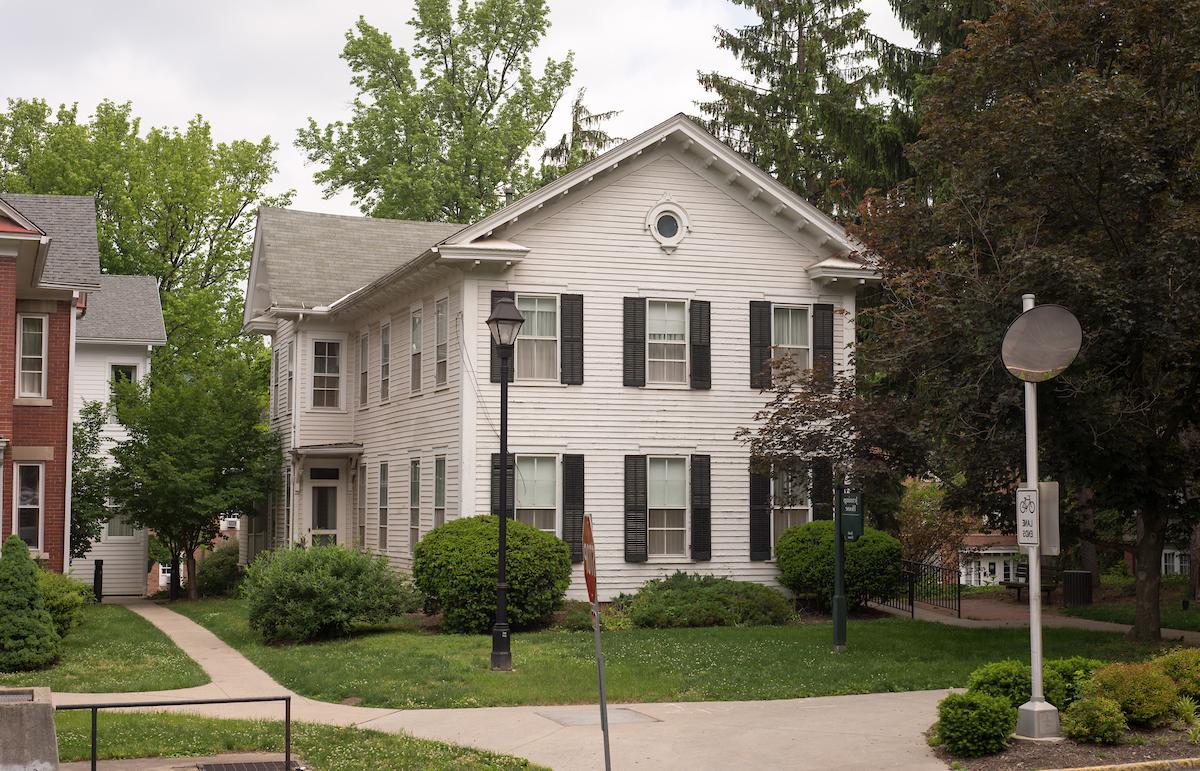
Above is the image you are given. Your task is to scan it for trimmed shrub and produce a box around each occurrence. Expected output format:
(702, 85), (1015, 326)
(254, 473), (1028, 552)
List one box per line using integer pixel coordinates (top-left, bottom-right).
(413, 515), (571, 634)
(1045, 656), (1103, 711)
(935, 691), (1016, 757)
(1088, 662), (1178, 727)
(1062, 696), (1127, 744)
(197, 541), (242, 598)
(1154, 648), (1200, 700)
(241, 544), (411, 643)
(624, 572), (793, 628)
(0, 534), (60, 670)
(38, 569), (91, 638)
(775, 520), (902, 609)
(966, 658), (1087, 711)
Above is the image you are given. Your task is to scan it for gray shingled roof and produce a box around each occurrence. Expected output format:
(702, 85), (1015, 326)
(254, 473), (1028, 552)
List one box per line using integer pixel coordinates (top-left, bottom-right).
(0, 194), (102, 289)
(77, 275), (166, 344)
(257, 207), (461, 309)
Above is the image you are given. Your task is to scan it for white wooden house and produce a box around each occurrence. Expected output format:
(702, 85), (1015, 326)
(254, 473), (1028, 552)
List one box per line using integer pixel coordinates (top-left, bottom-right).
(242, 114), (878, 599)
(70, 275), (166, 596)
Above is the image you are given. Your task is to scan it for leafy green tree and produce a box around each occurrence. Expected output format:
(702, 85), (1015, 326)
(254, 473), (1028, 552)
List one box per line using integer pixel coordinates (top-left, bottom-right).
(0, 534), (59, 671)
(109, 356), (281, 601)
(297, 2), (574, 222)
(70, 400), (111, 560)
(540, 88), (621, 181)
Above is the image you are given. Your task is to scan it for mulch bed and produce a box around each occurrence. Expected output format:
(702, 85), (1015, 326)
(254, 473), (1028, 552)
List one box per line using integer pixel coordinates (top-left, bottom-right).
(936, 729), (1200, 770)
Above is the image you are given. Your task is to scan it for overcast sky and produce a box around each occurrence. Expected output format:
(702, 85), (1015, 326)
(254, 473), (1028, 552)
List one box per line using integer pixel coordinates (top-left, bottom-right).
(4, 0), (916, 216)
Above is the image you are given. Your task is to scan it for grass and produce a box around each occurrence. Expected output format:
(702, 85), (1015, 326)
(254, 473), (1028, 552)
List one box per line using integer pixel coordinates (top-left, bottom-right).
(172, 598), (1157, 710)
(0, 603), (208, 692)
(55, 711), (542, 770)
(1063, 600), (1200, 633)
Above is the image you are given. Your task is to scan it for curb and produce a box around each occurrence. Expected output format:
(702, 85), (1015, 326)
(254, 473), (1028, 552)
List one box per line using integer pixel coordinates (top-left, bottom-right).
(1052, 759), (1200, 771)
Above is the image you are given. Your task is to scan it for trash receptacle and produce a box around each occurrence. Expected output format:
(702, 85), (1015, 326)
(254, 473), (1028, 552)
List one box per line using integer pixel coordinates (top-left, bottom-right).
(1063, 570), (1093, 606)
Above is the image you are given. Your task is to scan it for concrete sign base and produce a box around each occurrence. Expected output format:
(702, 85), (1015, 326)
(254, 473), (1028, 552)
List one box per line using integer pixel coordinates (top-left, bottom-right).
(1016, 698), (1061, 740)
(0, 687), (59, 770)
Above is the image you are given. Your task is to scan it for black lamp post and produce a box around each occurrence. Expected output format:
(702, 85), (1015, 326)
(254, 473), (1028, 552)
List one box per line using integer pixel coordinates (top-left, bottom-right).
(486, 296), (524, 671)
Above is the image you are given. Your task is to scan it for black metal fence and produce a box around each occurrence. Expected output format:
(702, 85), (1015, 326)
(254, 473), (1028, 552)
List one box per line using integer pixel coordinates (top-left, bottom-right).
(870, 559), (962, 618)
(55, 695), (293, 771)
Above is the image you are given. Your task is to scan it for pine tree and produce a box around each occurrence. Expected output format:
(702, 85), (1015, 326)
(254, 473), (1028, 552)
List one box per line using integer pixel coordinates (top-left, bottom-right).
(540, 89), (621, 182)
(0, 534), (60, 671)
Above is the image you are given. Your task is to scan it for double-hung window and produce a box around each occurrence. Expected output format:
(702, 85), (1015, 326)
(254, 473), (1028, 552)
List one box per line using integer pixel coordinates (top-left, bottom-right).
(110, 364), (136, 400)
(107, 513), (136, 538)
(516, 295), (558, 381)
(411, 310), (423, 392)
(409, 460), (421, 553)
(772, 306), (810, 370)
(647, 457), (686, 556)
(378, 462), (389, 549)
(284, 466), (292, 532)
(17, 314), (47, 398)
(357, 466), (367, 548)
(772, 469), (810, 557)
(435, 298), (448, 386)
(286, 340), (295, 413)
(380, 323), (391, 401)
(434, 455), (446, 528)
(647, 301), (687, 384)
(273, 349), (281, 417)
(312, 341), (341, 408)
(515, 455), (556, 533)
(15, 463), (43, 549)
(358, 332), (369, 406)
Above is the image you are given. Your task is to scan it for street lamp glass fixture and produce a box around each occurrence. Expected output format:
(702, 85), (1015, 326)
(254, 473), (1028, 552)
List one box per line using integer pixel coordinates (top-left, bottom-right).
(486, 297), (525, 347)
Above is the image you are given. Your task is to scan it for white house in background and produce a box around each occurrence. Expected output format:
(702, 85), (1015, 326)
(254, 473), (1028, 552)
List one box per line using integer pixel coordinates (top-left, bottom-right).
(959, 533), (1022, 587)
(241, 114), (878, 600)
(70, 275), (166, 597)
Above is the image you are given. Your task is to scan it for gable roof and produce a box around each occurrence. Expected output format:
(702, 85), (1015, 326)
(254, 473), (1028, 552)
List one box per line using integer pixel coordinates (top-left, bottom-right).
(78, 275), (167, 345)
(0, 194), (103, 290)
(253, 207), (461, 311)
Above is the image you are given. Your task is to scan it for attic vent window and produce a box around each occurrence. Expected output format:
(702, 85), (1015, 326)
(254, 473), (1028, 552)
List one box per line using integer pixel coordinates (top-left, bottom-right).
(646, 197), (690, 253)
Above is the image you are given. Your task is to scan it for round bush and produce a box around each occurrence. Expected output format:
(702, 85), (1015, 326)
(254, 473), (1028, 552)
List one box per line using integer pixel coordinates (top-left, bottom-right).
(0, 534), (60, 670)
(775, 520), (901, 609)
(624, 572), (793, 628)
(1154, 648), (1200, 700)
(241, 544), (412, 643)
(935, 691), (1016, 757)
(413, 515), (571, 634)
(197, 541), (242, 598)
(1045, 656), (1103, 711)
(1088, 662), (1179, 727)
(38, 569), (91, 638)
(1062, 696), (1126, 744)
(967, 659), (1071, 710)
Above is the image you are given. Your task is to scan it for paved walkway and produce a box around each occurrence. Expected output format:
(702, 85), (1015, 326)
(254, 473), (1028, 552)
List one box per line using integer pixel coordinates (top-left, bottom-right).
(54, 600), (951, 770)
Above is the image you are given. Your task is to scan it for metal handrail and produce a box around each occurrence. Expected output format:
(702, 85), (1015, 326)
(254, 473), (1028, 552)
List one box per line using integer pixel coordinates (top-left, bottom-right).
(55, 695), (292, 771)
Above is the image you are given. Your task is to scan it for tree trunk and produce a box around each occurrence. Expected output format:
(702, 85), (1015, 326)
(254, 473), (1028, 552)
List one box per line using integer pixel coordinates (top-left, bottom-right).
(169, 552), (181, 601)
(1131, 511), (1166, 642)
(185, 550), (199, 601)
(1078, 487), (1100, 593)
(1190, 522), (1200, 601)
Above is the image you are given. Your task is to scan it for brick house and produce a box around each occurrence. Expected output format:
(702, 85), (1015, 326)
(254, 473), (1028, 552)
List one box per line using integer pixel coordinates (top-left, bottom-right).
(0, 194), (102, 572)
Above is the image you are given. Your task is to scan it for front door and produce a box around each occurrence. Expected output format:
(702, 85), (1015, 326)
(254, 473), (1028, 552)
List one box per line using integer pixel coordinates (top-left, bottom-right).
(309, 466), (340, 545)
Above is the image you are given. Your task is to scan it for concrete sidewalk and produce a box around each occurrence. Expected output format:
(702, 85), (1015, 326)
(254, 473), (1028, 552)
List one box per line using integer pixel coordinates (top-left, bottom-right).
(54, 600), (951, 770)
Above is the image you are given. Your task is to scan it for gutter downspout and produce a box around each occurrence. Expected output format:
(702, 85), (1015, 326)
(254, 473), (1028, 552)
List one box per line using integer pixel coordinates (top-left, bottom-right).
(64, 290), (79, 573)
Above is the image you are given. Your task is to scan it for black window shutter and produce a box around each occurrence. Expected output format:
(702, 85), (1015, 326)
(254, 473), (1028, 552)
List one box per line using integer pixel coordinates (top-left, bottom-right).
(490, 453), (514, 516)
(560, 294), (584, 385)
(689, 300), (711, 390)
(811, 458), (834, 520)
(562, 454), (585, 563)
(489, 290), (516, 383)
(691, 454), (711, 560)
(749, 300), (772, 389)
(623, 297), (646, 387)
(624, 454), (648, 562)
(749, 470), (772, 561)
(812, 303), (835, 389)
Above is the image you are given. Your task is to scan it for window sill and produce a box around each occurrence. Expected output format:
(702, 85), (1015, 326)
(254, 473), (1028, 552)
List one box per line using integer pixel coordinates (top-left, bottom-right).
(409, 391), (424, 398)
(640, 383), (691, 391)
(305, 407), (347, 414)
(13, 397), (52, 407)
(514, 380), (568, 388)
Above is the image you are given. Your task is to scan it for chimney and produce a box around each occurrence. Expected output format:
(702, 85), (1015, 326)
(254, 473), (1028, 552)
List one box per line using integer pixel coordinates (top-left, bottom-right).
(503, 185), (515, 206)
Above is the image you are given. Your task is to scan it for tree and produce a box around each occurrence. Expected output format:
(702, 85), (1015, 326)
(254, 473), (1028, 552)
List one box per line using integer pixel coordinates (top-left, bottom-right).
(540, 88), (621, 181)
(0, 534), (59, 671)
(297, 2), (574, 222)
(70, 401), (111, 560)
(842, 0), (1200, 641)
(109, 356), (281, 600)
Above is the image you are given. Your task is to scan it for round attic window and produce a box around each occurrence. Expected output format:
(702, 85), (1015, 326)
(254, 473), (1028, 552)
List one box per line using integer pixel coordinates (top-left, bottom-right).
(645, 198), (690, 252)
(655, 213), (680, 239)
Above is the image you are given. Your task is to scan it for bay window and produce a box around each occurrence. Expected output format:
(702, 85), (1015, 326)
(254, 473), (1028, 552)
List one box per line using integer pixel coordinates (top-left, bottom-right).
(312, 340), (341, 408)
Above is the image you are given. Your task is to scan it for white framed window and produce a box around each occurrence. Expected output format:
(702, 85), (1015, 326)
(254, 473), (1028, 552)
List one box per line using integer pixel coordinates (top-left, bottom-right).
(109, 363), (137, 400)
(378, 462), (389, 550)
(411, 309), (423, 393)
(107, 513), (136, 539)
(772, 469), (810, 557)
(772, 305), (811, 370)
(380, 322), (391, 401)
(15, 462), (43, 550)
(409, 459), (421, 553)
(312, 340), (341, 408)
(435, 298), (449, 386)
(645, 199), (691, 252)
(515, 455), (556, 533)
(516, 295), (558, 381)
(284, 466), (292, 533)
(647, 300), (687, 384)
(434, 455), (446, 528)
(358, 332), (369, 407)
(273, 348), (281, 417)
(357, 465), (367, 548)
(647, 456), (687, 556)
(17, 314), (47, 398)
(286, 340), (295, 413)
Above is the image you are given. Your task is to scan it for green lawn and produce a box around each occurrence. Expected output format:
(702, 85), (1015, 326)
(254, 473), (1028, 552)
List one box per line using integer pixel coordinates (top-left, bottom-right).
(55, 711), (541, 770)
(172, 598), (1155, 710)
(1062, 600), (1200, 633)
(0, 603), (208, 692)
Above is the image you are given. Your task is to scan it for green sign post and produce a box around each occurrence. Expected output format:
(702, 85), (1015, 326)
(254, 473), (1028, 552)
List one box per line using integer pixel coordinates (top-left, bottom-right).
(841, 488), (863, 542)
(832, 486), (864, 652)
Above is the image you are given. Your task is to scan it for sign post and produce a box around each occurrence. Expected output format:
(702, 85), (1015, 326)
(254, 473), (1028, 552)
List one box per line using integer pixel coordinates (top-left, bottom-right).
(582, 514), (612, 771)
(832, 485), (848, 651)
(841, 488), (864, 542)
